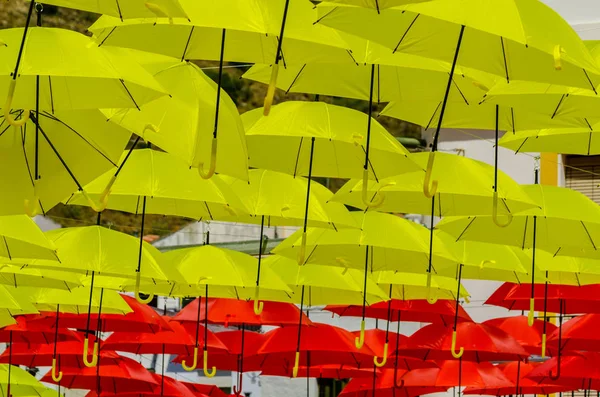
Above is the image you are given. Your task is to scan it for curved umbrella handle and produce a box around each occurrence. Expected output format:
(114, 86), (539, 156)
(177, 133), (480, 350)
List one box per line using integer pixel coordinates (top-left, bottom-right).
(554, 45), (563, 71)
(479, 260), (496, 269)
(451, 330), (464, 359)
(292, 351), (300, 378)
(362, 169), (385, 208)
(51, 358), (63, 382)
(253, 289), (264, 315)
(198, 138), (217, 179)
(528, 298), (535, 326)
(82, 336), (98, 368)
(492, 192), (513, 227)
(423, 151), (438, 198)
(373, 342), (388, 367)
(181, 346), (198, 371)
(232, 372), (243, 396)
(263, 64), (280, 116)
(549, 365), (560, 381)
(81, 190), (109, 213)
(355, 320), (365, 349)
(24, 196), (41, 217)
(145, 2), (174, 19)
(4, 80), (30, 127)
(426, 273), (438, 305)
(395, 378), (405, 388)
(135, 272), (154, 304)
(297, 232), (307, 265)
(541, 333), (547, 358)
(203, 350), (217, 377)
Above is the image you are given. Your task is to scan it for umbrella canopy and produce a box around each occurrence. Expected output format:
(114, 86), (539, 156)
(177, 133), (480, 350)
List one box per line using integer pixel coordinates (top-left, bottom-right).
(483, 316), (556, 356)
(331, 152), (536, 217)
(499, 125), (600, 155)
(397, 322), (529, 362)
(85, 373), (197, 397)
(0, 337), (119, 368)
(325, 299), (472, 326)
(172, 297), (310, 327)
(0, 315), (79, 344)
(0, 265), (83, 290)
(20, 286), (131, 315)
(0, 364), (48, 397)
(37, 0), (189, 19)
(103, 320), (228, 355)
(340, 368), (448, 397)
(244, 101), (420, 180)
(41, 355), (159, 394)
(89, 0), (349, 64)
(374, 272), (470, 302)
(0, 215), (57, 261)
(64, 149), (248, 219)
(545, 314), (600, 353)
(401, 361), (513, 389)
(274, 211), (457, 273)
(527, 351), (600, 389)
(464, 361), (573, 395)
(104, 61), (248, 180)
(180, 382), (229, 397)
(264, 255), (389, 306)
(262, 364), (374, 379)
(315, 0), (600, 88)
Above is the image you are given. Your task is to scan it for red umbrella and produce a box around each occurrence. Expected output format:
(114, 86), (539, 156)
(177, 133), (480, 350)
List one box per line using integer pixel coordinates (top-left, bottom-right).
(180, 382), (229, 397)
(340, 368), (448, 397)
(464, 361), (573, 395)
(173, 297), (310, 327)
(545, 313), (600, 354)
(263, 364), (375, 379)
(483, 316), (556, 357)
(29, 295), (172, 333)
(0, 336), (119, 368)
(174, 296), (310, 394)
(42, 355), (159, 395)
(527, 351), (600, 389)
(0, 315), (79, 344)
(486, 283), (600, 314)
(325, 300), (472, 326)
(258, 323), (377, 372)
(84, 374), (196, 397)
(400, 361), (513, 389)
(396, 322), (529, 362)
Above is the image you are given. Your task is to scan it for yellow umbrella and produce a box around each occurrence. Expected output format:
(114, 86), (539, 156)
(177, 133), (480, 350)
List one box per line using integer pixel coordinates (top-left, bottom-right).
(105, 60), (248, 180)
(375, 271), (470, 301)
(219, 168), (358, 314)
(20, 286), (131, 315)
(39, 0), (189, 19)
(0, 364), (47, 397)
(326, 0), (429, 9)
(498, 123), (600, 155)
(0, 215), (57, 261)
(0, 265), (82, 291)
(88, 0), (352, 117)
(315, 0), (600, 201)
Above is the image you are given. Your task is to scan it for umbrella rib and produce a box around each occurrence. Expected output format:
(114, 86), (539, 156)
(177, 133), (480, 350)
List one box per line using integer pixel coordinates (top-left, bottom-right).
(511, 108), (515, 133)
(551, 94), (566, 119)
(313, 7), (339, 25)
(286, 64), (307, 94)
(454, 218), (476, 242)
(521, 216), (529, 249)
(2, 237), (11, 261)
(293, 137), (304, 177)
(580, 221), (597, 250)
(97, 27), (117, 47)
(361, 146), (379, 182)
(500, 37), (510, 83)
(119, 79), (140, 110)
(514, 137), (528, 154)
(450, 78), (469, 105)
(39, 111), (118, 166)
(181, 27), (194, 61)
(393, 14), (420, 53)
(48, 76), (55, 114)
(425, 102), (443, 131)
(583, 69), (598, 95)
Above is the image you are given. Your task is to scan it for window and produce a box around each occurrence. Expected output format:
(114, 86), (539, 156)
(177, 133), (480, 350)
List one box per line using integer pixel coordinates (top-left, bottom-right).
(565, 155), (600, 204)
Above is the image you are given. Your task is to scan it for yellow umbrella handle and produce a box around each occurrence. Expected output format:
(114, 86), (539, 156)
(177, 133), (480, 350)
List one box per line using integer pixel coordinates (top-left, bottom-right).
(203, 350), (217, 378)
(528, 298), (535, 326)
(355, 320), (365, 349)
(263, 64), (280, 116)
(373, 342), (388, 367)
(135, 272), (154, 304)
(198, 138), (217, 179)
(423, 151), (438, 199)
(492, 192), (513, 227)
(4, 80), (30, 127)
(292, 351), (300, 378)
(51, 358), (63, 382)
(181, 346), (198, 371)
(479, 260), (496, 269)
(426, 273), (438, 305)
(297, 232), (307, 265)
(81, 189), (110, 213)
(361, 169), (385, 208)
(541, 333), (547, 358)
(450, 330), (464, 359)
(24, 183), (41, 217)
(82, 336), (98, 368)
(253, 289), (264, 315)
(554, 45), (563, 70)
